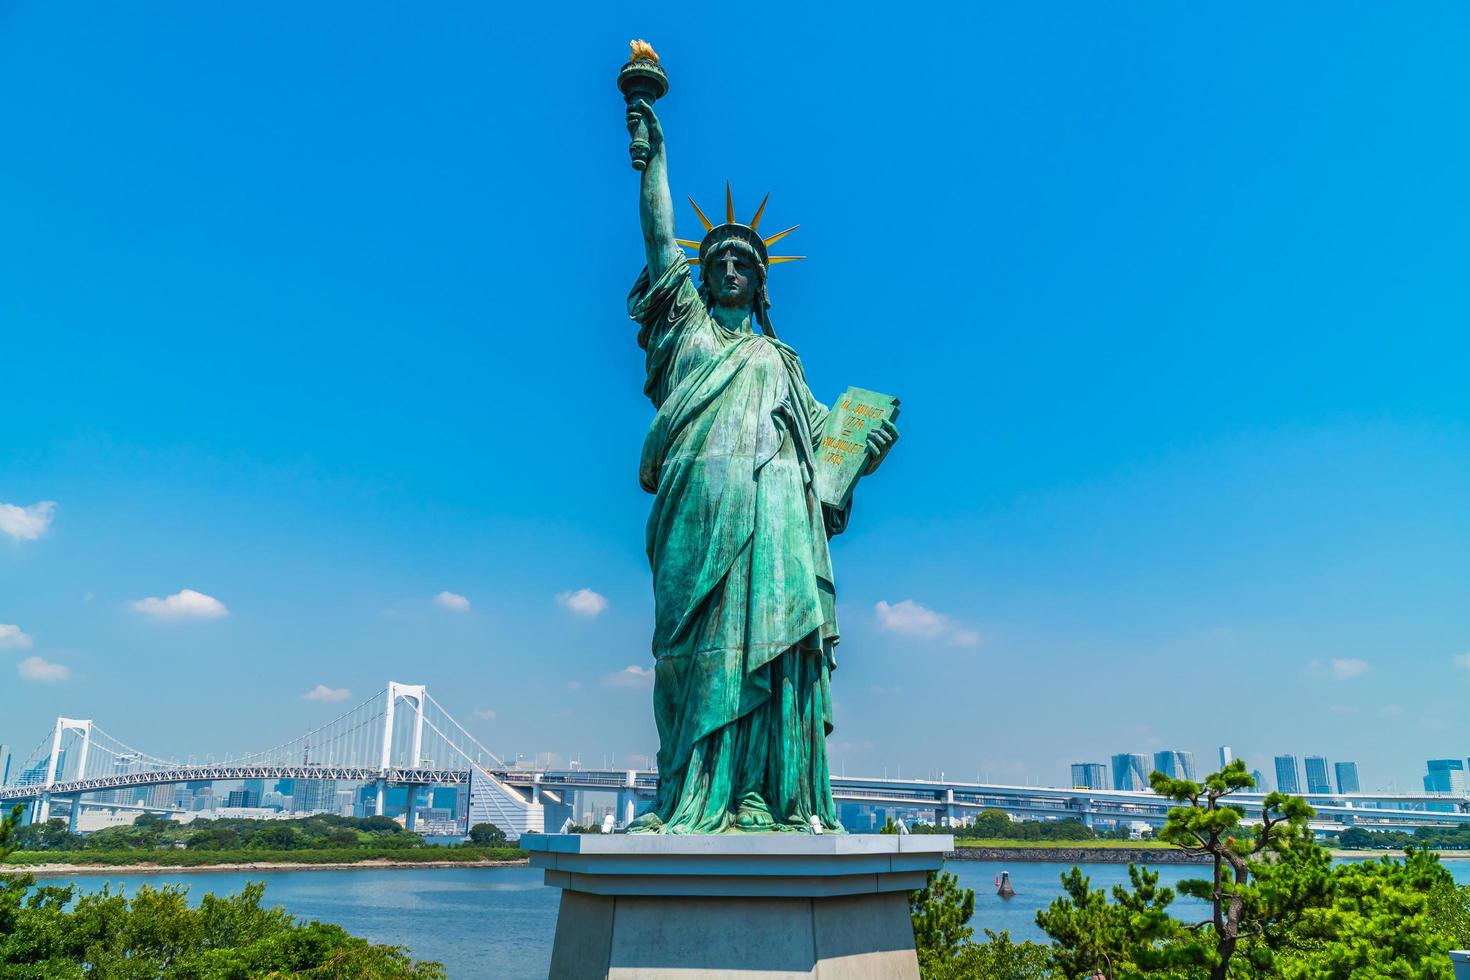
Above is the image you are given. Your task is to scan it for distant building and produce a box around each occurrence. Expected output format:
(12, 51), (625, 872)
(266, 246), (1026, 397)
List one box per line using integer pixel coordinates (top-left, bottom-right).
(225, 788), (259, 808)
(1251, 769), (1267, 791)
(1424, 759), (1467, 795)
(1153, 751), (1196, 782)
(18, 751), (63, 787)
(1111, 753), (1149, 791)
(1304, 756), (1332, 795)
(1334, 761), (1361, 794)
(148, 783), (175, 808)
(0, 743), (11, 785)
(297, 779), (338, 814)
(1218, 745), (1233, 770)
(1070, 763), (1107, 790)
(1274, 755), (1302, 795)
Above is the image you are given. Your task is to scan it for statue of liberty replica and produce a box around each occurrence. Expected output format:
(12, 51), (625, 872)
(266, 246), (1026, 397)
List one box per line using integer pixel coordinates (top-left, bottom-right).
(620, 42), (899, 834)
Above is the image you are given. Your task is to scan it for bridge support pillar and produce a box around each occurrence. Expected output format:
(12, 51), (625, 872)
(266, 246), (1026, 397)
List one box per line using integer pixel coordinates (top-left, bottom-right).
(36, 792), (51, 824)
(374, 778), (387, 817)
(67, 796), (80, 832)
(404, 787), (419, 831)
(934, 788), (957, 828)
(617, 770), (638, 828)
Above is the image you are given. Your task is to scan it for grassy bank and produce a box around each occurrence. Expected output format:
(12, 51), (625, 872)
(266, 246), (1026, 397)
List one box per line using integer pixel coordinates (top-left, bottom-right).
(954, 838), (1174, 850)
(3, 845), (526, 869)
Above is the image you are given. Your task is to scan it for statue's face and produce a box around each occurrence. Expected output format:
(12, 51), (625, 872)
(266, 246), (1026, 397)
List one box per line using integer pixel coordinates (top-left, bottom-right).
(709, 248), (757, 308)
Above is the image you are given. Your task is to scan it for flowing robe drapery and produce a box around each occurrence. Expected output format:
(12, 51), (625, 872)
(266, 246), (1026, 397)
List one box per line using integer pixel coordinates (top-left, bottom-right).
(629, 256), (846, 833)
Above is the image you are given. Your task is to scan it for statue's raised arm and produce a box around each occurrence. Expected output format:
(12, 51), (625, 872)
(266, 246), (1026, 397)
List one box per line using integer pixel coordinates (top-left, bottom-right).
(626, 100), (681, 281)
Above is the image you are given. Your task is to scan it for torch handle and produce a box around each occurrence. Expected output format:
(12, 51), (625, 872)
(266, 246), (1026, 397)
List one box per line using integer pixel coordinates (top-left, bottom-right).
(629, 115), (651, 172)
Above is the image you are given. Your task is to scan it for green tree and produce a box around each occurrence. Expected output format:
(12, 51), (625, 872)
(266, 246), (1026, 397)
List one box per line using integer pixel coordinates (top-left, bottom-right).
(1427, 874), (1470, 949)
(468, 822), (508, 846)
(11, 817), (80, 852)
(1035, 863), (1181, 978)
(931, 930), (1051, 980)
(970, 809), (1017, 838)
(910, 870), (976, 963)
(1034, 761), (1455, 979)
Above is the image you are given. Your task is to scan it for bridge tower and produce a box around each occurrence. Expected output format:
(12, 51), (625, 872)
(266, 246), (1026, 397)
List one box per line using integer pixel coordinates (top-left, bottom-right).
(36, 717), (91, 826)
(375, 683), (427, 819)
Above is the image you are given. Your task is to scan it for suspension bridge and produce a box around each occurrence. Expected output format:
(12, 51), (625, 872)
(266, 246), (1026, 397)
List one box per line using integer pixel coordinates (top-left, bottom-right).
(0, 682), (541, 836)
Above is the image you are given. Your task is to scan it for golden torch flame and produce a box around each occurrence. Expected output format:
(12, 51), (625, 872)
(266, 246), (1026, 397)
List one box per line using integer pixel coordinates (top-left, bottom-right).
(629, 39), (659, 63)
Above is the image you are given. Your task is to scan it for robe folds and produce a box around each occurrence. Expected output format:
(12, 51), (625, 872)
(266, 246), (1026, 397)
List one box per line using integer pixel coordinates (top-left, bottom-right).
(628, 257), (846, 834)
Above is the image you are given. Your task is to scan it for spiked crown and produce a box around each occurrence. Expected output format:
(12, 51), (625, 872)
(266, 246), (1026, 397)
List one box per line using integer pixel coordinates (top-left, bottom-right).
(675, 182), (804, 270)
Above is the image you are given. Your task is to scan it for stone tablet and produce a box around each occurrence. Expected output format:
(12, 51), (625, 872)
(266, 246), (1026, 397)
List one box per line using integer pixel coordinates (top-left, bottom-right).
(813, 386), (901, 509)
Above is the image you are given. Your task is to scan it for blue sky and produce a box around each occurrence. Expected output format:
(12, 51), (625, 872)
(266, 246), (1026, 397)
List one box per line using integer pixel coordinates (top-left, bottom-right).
(2, 4), (1468, 792)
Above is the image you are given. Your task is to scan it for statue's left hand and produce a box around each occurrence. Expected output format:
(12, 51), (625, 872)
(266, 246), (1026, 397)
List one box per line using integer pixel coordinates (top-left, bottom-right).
(863, 419), (899, 476)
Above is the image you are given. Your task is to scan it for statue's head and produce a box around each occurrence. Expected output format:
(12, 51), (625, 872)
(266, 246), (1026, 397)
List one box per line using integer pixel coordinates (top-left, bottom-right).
(703, 238), (763, 311)
(680, 184), (804, 335)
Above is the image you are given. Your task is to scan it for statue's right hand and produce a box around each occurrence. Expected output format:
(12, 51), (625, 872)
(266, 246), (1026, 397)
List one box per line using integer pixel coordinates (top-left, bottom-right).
(626, 99), (664, 154)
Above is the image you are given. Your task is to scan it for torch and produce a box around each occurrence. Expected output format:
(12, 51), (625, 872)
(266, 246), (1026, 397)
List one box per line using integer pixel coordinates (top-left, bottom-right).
(617, 39), (669, 171)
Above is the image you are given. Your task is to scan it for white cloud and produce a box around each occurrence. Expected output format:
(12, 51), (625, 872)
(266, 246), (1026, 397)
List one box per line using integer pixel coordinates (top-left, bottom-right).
(302, 684), (350, 702)
(602, 665), (655, 689)
(131, 589), (229, 620)
(474, 708), (497, 720)
(0, 624), (33, 650)
(558, 588), (609, 618)
(434, 591), (471, 612)
(0, 501), (56, 541)
(1454, 652), (1470, 672)
(17, 655), (69, 682)
(874, 599), (980, 647)
(1380, 703), (1405, 717)
(1328, 704), (1360, 717)
(1307, 657), (1370, 681)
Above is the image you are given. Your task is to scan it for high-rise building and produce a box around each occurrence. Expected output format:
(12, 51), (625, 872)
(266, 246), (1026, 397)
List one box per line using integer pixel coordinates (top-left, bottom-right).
(297, 779), (338, 813)
(1218, 745), (1233, 770)
(18, 751), (64, 787)
(1304, 756), (1332, 795)
(1070, 763), (1107, 790)
(1111, 753), (1149, 791)
(1153, 751), (1196, 782)
(1251, 770), (1267, 791)
(1424, 759), (1467, 795)
(225, 788), (259, 808)
(1334, 762), (1361, 794)
(1274, 755), (1302, 795)
(0, 743), (11, 785)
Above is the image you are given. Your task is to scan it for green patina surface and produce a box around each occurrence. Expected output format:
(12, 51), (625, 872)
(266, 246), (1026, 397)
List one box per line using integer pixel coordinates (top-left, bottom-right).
(619, 48), (898, 834)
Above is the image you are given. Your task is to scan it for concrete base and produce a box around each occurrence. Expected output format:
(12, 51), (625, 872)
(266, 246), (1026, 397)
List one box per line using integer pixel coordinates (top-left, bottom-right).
(522, 833), (952, 980)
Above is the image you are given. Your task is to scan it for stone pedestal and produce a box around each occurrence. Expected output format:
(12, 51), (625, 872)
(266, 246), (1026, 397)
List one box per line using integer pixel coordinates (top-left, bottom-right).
(522, 832), (952, 980)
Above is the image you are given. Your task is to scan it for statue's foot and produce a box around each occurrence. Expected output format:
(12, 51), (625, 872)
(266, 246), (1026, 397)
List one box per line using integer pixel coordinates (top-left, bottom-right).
(626, 812), (664, 834)
(734, 804), (775, 832)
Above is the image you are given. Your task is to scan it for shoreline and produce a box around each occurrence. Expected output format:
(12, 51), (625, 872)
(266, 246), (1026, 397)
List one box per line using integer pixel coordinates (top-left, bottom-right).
(5, 857), (531, 878)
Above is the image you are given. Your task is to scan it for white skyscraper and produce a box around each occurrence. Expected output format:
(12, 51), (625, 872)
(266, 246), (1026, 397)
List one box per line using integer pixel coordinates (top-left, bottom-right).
(1219, 745), (1233, 769)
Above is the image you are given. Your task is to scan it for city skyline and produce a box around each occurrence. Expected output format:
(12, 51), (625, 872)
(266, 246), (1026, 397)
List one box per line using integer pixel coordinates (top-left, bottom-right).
(4, 6), (1470, 792)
